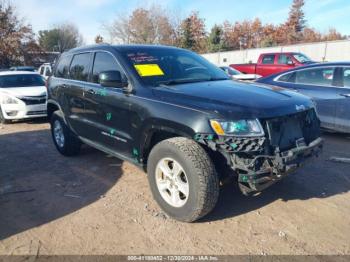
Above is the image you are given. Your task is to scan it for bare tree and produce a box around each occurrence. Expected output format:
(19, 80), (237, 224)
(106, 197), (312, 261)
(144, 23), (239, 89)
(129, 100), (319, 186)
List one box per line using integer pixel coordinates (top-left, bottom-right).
(106, 5), (178, 45)
(0, 1), (41, 67)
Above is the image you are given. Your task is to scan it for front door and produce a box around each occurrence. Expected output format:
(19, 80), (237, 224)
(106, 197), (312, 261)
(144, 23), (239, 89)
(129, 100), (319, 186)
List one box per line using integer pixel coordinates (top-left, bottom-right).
(83, 51), (133, 157)
(291, 66), (338, 130)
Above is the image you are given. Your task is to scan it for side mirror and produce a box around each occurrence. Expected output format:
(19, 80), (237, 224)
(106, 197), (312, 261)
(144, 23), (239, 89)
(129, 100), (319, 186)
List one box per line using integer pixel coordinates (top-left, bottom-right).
(99, 71), (128, 88)
(287, 60), (294, 66)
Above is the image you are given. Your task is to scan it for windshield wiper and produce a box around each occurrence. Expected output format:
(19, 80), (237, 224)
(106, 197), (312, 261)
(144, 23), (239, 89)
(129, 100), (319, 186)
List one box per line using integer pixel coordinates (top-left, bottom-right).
(207, 77), (230, 81)
(157, 79), (207, 86)
(157, 77), (229, 87)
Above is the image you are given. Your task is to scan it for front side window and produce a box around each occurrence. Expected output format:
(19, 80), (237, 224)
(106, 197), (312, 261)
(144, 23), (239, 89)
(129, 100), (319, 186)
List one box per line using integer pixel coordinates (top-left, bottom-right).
(55, 55), (72, 78)
(92, 52), (125, 84)
(0, 74), (46, 88)
(45, 67), (52, 77)
(262, 55), (275, 64)
(278, 54), (292, 65)
(120, 47), (229, 87)
(343, 67), (350, 87)
(295, 67), (335, 86)
(69, 53), (92, 82)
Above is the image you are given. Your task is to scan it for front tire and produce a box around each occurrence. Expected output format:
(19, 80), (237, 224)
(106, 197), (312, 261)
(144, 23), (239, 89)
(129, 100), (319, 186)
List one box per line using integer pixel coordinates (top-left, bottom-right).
(0, 107), (10, 124)
(147, 137), (219, 222)
(50, 111), (81, 156)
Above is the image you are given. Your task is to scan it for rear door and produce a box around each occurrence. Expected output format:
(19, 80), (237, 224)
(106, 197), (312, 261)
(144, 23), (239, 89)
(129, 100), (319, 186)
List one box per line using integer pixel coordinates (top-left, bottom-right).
(64, 52), (93, 137)
(334, 67), (350, 132)
(256, 54), (278, 76)
(83, 51), (132, 156)
(275, 67), (338, 130)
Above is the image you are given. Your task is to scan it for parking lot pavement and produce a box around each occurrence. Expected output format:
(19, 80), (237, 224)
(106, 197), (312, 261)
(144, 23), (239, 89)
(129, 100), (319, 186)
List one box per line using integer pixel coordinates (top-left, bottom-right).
(0, 120), (349, 255)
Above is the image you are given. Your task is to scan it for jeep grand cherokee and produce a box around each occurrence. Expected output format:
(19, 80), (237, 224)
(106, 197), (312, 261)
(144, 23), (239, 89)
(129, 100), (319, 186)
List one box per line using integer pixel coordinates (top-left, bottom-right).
(47, 44), (323, 222)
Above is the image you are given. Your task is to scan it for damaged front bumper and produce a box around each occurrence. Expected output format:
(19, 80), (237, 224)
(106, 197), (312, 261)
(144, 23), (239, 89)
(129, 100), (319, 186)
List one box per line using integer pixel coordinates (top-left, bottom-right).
(235, 137), (323, 195)
(195, 133), (323, 196)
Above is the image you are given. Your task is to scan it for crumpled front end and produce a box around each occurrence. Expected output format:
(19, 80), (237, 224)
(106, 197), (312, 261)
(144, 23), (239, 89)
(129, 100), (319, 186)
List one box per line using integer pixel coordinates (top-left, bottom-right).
(195, 108), (323, 195)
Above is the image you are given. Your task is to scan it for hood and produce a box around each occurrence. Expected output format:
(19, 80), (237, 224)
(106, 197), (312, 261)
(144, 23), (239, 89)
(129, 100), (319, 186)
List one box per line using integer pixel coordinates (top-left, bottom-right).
(152, 80), (314, 119)
(0, 86), (47, 98)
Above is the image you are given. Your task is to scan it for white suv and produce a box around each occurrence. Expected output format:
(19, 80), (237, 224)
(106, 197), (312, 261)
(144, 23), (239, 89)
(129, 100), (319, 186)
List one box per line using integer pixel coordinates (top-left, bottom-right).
(0, 71), (47, 123)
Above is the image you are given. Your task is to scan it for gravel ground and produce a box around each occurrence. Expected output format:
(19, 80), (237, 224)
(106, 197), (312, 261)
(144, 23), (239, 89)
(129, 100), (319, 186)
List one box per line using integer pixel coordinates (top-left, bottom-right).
(0, 120), (349, 255)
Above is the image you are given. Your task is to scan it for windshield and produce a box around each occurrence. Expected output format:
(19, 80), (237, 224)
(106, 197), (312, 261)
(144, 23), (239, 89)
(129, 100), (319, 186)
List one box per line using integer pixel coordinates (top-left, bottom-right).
(0, 74), (45, 88)
(293, 53), (312, 63)
(121, 47), (229, 87)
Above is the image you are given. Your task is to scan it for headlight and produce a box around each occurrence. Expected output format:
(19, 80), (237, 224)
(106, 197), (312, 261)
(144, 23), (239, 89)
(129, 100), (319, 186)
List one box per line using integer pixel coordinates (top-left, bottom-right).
(1, 94), (18, 104)
(210, 119), (264, 136)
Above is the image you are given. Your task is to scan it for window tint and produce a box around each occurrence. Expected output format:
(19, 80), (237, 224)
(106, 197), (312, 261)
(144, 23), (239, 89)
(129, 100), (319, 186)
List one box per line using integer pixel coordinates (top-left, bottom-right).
(262, 55), (275, 64)
(92, 52), (124, 83)
(55, 55), (72, 78)
(295, 67), (335, 86)
(344, 68), (350, 87)
(39, 67), (44, 75)
(278, 54), (292, 64)
(278, 72), (295, 83)
(70, 53), (92, 82)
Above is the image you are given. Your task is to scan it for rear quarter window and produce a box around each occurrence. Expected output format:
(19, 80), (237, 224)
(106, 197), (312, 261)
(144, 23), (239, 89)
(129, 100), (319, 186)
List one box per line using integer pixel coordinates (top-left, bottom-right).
(277, 72), (295, 83)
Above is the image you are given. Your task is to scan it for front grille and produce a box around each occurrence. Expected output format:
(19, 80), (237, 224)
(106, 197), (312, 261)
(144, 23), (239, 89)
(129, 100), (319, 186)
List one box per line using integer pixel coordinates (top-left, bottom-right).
(264, 109), (320, 151)
(27, 110), (47, 116)
(20, 96), (47, 105)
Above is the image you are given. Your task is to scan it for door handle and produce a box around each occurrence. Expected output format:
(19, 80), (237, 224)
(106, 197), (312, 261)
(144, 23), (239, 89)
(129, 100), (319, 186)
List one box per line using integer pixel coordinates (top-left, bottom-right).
(340, 94), (350, 98)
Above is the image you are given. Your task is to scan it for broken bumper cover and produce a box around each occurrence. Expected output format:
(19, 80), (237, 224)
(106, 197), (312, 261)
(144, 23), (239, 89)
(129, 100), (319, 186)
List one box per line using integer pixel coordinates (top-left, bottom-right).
(237, 137), (323, 195)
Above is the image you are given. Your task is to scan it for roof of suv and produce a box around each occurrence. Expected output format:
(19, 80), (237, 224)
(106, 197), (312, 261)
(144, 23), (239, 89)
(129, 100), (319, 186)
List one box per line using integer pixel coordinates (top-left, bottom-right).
(65, 44), (183, 54)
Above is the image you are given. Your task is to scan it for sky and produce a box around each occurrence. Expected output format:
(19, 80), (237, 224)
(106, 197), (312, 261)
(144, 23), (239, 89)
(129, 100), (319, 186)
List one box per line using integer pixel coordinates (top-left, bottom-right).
(13, 0), (350, 44)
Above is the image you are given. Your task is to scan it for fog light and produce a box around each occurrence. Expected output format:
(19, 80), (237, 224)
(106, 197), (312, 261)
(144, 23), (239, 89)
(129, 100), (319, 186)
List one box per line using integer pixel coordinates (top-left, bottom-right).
(5, 110), (18, 116)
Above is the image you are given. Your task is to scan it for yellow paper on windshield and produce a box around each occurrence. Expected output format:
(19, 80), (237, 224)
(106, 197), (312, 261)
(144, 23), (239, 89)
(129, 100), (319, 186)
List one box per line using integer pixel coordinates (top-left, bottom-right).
(134, 64), (164, 77)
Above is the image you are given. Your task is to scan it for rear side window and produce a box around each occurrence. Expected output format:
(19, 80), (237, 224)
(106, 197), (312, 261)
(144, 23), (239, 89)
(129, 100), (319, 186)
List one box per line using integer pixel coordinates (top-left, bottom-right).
(70, 53), (92, 82)
(55, 55), (72, 78)
(262, 55), (275, 64)
(343, 68), (350, 87)
(278, 54), (292, 65)
(295, 67), (335, 86)
(92, 52), (125, 84)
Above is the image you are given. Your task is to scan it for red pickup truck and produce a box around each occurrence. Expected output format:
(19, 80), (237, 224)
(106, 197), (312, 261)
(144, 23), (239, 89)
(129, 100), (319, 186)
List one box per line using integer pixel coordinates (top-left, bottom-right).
(230, 52), (315, 77)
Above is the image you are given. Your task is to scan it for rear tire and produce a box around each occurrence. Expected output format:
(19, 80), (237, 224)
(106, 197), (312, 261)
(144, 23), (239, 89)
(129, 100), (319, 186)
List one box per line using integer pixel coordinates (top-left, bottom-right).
(147, 137), (219, 222)
(50, 111), (81, 156)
